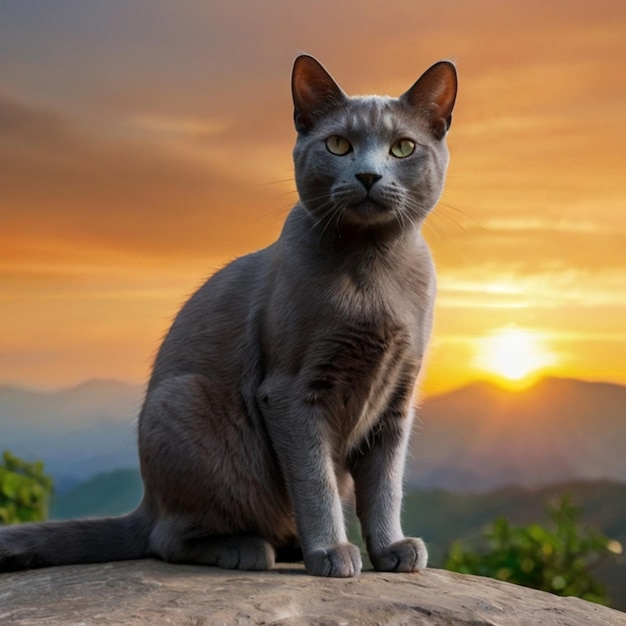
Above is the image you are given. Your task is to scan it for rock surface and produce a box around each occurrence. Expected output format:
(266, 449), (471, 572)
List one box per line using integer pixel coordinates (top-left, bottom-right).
(1, 560), (625, 625)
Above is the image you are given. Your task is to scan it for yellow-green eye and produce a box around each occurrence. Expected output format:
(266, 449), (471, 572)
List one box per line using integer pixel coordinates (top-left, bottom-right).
(326, 135), (352, 156)
(390, 139), (416, 158)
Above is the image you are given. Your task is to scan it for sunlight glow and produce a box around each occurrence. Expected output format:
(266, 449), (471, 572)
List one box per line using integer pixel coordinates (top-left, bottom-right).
(473, 326), (558, 388)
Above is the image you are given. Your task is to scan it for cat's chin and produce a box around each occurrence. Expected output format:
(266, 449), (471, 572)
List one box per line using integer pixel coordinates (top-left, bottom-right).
(342, 200), (398, 228)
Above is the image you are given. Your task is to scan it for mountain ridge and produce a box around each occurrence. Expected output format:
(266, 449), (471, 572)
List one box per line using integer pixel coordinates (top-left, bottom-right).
(0, 379), (143, 491)
(1, 376), (624, 492)
(409, 376), (626, 491)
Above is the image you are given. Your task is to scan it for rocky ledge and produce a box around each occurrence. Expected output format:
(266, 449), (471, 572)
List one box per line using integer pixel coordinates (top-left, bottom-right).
(1, 560), (624, 625)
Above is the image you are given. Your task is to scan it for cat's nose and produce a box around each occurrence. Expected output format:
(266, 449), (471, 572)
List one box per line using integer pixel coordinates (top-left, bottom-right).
(355, 172), (382, 191)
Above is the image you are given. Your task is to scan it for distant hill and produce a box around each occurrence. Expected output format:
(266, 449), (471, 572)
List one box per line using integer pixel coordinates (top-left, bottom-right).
(0, 380), (142, 491)
(408, 377), (626, 491)
(1, 376), (625, 493)
(50, 467), (143, 519)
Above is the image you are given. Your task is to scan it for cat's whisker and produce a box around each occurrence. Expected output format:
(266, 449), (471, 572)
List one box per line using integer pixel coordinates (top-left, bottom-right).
(428, 211), (469, 235)
(256, 177), (297, 187)
(318, 204), (346, 247)
(421, 217), (448, 245)
(435, 201), (483, 231)
(294, 196), (341, 248)
(437, 199), (480, 221)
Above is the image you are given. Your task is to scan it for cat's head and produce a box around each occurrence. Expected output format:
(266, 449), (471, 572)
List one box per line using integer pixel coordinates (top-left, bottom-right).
(291, 55), (457, 234)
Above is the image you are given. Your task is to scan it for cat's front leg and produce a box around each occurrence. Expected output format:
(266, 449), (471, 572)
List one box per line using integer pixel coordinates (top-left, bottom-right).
(258, 381), (362, 577)
(350, 404), (428, 573)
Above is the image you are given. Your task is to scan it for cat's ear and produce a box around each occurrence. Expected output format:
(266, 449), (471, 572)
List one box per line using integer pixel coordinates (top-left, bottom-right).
(401, 61), (457, 140)
(292, 55), (347, 133)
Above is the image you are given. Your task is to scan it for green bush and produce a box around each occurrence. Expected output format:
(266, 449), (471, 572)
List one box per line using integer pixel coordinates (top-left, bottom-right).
(0, 450), (54, 524)
(444, 495), (621, 606)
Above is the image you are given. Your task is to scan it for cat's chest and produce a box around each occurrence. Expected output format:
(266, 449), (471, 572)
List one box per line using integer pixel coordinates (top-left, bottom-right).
(300, 312), (417, 452)
(303, 282), (430, 438)
(329, 245), (435, 337)
(262, 233), (435, 446)
(307, 250), (434, 448)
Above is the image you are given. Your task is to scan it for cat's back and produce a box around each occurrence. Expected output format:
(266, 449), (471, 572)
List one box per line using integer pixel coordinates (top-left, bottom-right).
(149, 246), (275, 387)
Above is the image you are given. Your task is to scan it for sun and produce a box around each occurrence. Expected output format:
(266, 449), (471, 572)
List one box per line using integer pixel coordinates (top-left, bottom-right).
(473, 326), (558, 389)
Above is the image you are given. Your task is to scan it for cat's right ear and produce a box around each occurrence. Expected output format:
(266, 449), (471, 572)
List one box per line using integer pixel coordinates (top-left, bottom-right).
(292, 55), (347, 133)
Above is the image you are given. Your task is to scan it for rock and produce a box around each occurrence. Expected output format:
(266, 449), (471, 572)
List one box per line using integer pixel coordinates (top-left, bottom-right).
(1, 560), (624, 625)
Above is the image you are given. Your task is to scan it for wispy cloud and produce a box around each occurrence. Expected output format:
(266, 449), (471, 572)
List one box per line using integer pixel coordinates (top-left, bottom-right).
(127, 114), (232, 138)
(438, 267), (626, 309)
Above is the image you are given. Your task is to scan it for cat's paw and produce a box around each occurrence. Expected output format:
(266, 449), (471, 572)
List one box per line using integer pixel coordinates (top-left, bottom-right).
(369, 537), (428, 573)
(304, 542), (362, 577)
(217, 536), (276, 571)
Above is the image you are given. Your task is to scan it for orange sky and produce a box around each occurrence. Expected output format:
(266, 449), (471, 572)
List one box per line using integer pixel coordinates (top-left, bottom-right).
(1, 0), (625, 395)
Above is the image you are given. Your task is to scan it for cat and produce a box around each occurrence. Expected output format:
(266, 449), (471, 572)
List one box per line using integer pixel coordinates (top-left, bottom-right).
(0, 54), (457, 578)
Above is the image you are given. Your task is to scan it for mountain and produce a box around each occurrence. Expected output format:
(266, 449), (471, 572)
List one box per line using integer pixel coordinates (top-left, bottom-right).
(408, 377), (626, 491)
(0, 380), (142, 491)
(1, 377), (625, 493)
(50, 468), (144, 519)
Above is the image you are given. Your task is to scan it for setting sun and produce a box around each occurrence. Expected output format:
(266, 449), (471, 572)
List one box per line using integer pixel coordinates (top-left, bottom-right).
(473, 327), (558, 388)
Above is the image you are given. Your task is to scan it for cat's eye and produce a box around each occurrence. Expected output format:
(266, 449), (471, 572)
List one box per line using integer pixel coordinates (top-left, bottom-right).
(390, 139), (416, 158)
(326, 135), (352, 156)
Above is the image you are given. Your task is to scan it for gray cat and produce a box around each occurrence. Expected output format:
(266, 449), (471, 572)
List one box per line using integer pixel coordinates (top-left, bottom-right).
(0, 55), (457, 578)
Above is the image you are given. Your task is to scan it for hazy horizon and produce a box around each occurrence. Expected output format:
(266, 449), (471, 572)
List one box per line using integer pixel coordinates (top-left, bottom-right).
(2, 372), (624, 400)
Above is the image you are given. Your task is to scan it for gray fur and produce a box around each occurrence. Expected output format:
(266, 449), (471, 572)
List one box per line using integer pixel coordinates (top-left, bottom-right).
(0, 55), (457, 577)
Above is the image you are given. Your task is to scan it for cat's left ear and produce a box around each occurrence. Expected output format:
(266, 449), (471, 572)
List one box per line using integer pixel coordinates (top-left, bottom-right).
(401, 61), (457, 140)
(292, 55), (347, 133)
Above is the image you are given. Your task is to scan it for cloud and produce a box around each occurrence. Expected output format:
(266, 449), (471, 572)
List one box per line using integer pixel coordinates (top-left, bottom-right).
(0, 89), (293, 267)
(426, 203), (626, 278)
(438, 267), (626, 309)
(0, 92), (76, 151)
(127, 114), (232, 138)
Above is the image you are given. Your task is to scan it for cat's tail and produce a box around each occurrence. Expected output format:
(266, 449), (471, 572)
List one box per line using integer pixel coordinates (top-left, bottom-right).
(0, 505), (152, 572)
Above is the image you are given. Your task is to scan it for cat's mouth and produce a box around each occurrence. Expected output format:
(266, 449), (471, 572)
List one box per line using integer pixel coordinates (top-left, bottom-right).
(344, 197), (395, 226)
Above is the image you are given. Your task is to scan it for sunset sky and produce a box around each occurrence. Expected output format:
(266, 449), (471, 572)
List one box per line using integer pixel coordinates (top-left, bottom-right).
(1, 0), (625, 396)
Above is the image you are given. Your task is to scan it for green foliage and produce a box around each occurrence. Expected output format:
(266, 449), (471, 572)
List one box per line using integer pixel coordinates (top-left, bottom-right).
(444, 495), (621, 606)
(0, 450), (54, 525)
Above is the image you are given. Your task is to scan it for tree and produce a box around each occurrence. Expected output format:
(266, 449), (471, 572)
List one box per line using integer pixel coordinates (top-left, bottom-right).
(0, 450), (54, 525)
(444, 495), (622, 606)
